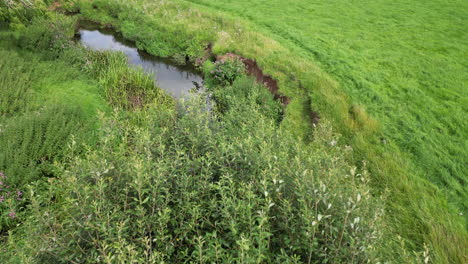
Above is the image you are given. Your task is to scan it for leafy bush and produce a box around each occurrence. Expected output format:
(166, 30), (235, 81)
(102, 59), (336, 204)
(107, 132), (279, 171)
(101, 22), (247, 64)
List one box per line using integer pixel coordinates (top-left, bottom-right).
(209, 58), (246, 86)
(3, 97), (385, 263)
(204, 59), (283, 123)
(211, 76), (283, 123)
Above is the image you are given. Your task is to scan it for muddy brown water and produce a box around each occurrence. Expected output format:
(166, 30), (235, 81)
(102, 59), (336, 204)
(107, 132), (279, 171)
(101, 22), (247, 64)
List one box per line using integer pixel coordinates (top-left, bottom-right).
(77, 26), (203, 99)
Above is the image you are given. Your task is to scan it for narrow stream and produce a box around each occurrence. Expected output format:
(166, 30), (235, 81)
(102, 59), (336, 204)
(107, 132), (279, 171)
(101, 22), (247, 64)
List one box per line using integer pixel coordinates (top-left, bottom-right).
(77, 25), (203, 99)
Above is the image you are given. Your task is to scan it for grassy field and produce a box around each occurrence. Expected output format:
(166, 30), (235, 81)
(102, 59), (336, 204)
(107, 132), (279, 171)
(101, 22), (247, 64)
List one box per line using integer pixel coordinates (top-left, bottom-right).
(185, 0), (468, 217)
(1, 0), (467, 262)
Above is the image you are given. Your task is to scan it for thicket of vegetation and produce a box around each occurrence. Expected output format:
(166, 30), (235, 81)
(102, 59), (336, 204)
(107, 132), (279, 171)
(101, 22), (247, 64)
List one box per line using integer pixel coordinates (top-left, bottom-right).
(2, 83), (389, 263)
(0, 0), (466, 263)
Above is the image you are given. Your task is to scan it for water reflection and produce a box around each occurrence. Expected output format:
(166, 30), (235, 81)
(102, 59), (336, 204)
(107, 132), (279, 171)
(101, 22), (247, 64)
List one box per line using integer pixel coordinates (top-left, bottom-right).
(78, 27), (203, 99)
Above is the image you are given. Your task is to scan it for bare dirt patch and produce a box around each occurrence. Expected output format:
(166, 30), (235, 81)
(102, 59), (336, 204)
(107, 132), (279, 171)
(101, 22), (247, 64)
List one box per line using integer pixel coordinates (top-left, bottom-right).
(48, 1), (62, 11)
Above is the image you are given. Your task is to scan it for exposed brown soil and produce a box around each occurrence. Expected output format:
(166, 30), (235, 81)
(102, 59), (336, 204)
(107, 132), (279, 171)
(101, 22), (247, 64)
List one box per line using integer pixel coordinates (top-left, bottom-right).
(48, 2), (62, 11)
(310, 110), (320, 125)
(128, 94), (144, 109)
(216, 53), (290, 106)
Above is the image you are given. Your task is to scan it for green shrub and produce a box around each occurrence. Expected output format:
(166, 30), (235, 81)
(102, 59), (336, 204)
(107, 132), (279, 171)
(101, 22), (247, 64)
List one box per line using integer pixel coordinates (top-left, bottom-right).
(0, 105), (88, 188)
(3, 98), (386, 263)
(209, 57), (246, 86)
(211, 76), (283, 123)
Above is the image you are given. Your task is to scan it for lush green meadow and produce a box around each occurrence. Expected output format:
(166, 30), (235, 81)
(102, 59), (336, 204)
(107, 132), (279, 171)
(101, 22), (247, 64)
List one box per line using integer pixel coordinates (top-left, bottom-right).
(0, 0), (467, 263)
(186, 0), (468, 217)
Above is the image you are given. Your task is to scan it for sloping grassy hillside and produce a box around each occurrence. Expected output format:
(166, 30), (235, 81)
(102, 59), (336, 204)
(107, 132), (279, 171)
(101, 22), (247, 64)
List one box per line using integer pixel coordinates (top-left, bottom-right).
(186, 0), (468, 219)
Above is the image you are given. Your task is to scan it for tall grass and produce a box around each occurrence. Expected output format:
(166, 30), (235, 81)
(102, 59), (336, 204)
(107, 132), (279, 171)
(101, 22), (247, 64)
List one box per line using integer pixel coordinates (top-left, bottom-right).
(10, 10), (172, 111)
(84, 50), (172, 110)
(0, 48), (93, 191)
(0, 13), (106, 236)
(0, 50), (32, 117)
(0, 48), (97, 197)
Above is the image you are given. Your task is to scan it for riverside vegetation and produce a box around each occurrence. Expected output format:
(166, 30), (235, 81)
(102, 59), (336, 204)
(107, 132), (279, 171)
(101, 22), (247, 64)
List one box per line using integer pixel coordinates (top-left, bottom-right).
(0, 12), (387, 263)
(0, 0), (466, 263)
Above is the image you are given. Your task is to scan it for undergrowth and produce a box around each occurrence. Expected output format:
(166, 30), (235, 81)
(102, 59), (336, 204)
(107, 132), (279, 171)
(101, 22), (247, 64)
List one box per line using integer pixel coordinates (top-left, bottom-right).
(3, 96), (389, 263)
(0, 47), (96, 195)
